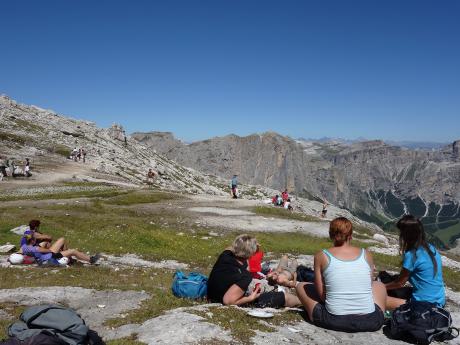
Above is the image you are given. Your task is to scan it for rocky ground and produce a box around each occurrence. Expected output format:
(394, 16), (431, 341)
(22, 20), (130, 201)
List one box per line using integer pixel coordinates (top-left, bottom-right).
(1, 190), (460, 344)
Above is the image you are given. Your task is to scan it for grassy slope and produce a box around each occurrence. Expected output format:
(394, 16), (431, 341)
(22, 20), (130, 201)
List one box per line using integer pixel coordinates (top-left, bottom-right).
(0, 189), (459, 344)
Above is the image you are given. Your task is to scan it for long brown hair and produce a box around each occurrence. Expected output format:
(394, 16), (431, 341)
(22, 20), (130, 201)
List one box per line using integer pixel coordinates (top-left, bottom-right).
(397, 215), (437, 276)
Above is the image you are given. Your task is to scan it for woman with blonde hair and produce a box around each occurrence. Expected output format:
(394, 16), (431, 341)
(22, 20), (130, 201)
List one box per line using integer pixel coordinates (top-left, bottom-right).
(296, 217), (387, 332)
(207, 234), (300, 307)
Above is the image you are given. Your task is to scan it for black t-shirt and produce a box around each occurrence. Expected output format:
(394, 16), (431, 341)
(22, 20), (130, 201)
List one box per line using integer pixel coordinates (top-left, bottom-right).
(207, 250), (252, 303)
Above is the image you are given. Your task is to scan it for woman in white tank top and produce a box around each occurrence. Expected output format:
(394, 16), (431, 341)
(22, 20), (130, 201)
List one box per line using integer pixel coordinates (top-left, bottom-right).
(295, 217), (387, 332)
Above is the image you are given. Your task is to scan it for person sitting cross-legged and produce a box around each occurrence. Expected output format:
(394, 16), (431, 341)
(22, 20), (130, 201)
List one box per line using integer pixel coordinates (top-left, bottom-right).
(295, 217), (387, 332)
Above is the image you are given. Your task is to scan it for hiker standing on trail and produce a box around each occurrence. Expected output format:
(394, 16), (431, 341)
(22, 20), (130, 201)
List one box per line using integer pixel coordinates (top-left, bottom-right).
(321, 201), (328, 218)
(9, 160), (16, 178)
(231, 175), (238, 199)
(24, 158), (31, 177)
(72, 148), (78, 162)
(0, 156), (7, 181)
(82, 148), (87, 163)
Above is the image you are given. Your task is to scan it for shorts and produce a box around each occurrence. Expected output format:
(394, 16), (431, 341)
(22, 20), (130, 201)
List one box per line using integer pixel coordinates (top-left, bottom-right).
(253, 291), (285, 308)
(312, 303), (384, 332)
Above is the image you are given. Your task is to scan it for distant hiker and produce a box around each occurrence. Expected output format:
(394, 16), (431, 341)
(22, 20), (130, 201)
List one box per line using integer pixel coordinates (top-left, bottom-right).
(284, 198), (293, 211)
(72, 147), (78, 162)
(385, 215), (445, 311)
(147, 168), (157, 184)
(24, 158), (31, 177)
(231, 175), (238, 199)
(123, 130), (127, 146)
(278, 195), (284, 206)
(282, 189), (289, 202)
(21, 233), (100, 265)
(321, 202), (328, 218)
(271, 195), (278, 205)
(296, 217), (387, 332)
(82, 148), (87, 163)
(77, 148), (82, 161)
(207, 234), (300, 307)
(0, 155), (7, 181)
(9, 160), (16, 178)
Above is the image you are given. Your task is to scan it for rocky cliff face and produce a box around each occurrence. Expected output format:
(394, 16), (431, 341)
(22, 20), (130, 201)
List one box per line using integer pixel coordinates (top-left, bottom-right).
(0, 95), (227, 195)
(133, 131), (460, 247)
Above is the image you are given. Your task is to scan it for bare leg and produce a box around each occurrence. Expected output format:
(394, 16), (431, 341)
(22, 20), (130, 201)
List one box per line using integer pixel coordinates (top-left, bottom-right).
(284, 292), (301, 307)
(49, 237), (66, 253)
(296, 282), (321, 321)
(386, 296), (406, 311)
(61, 249), (90, 263)
(372, 281), (387, 312)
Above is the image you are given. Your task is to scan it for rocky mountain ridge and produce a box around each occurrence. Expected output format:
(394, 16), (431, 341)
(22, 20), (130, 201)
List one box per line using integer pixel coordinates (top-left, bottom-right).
(133, 131), (460, 248)
(0, 95), (378, 231)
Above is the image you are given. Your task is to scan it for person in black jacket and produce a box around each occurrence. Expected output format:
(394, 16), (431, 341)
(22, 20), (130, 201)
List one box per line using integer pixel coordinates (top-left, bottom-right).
(207, 234), (300, 308)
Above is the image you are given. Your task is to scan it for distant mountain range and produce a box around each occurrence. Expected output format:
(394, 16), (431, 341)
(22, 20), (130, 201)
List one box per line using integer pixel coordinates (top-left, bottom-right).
(298, 137), (448, 150)
(133, 131), (460, 248)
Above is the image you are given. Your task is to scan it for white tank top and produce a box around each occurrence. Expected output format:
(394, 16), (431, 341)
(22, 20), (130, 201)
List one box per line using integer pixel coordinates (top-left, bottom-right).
(322, 248), (375, 315)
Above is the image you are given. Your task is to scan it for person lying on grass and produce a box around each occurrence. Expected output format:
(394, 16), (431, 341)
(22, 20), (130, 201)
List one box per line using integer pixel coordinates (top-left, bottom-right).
(295, 217), (387, 333)
(385, 215), (445, 310)
(21, 234), (100, 265)
(207, 234), (300, 308)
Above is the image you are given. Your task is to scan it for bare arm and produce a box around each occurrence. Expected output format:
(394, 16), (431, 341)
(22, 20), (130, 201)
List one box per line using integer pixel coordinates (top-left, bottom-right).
(222, 284), (261, 306)
(385, 269), (410, 290)
(365, 249), (376, 280)
(314, 251), (326, 302)
(34, 232), (52, 241)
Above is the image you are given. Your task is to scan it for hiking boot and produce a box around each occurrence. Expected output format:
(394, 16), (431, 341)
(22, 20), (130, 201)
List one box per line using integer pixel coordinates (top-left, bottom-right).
(90, 253), (101, 265)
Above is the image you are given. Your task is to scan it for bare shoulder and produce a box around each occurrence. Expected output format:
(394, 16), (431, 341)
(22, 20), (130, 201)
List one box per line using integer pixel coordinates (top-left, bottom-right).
(314, 250), (327, 265)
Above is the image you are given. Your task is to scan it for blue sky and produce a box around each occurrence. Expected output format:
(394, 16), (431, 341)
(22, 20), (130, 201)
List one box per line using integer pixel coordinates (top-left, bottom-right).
(1, 0), (459, 142)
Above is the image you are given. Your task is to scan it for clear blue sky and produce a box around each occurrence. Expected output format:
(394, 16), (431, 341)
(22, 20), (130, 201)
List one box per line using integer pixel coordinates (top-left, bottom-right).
(1, 0), (459, 143)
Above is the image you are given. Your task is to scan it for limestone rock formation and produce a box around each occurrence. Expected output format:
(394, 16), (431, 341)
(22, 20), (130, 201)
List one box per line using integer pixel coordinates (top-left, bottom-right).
(134, 131), (460, 247)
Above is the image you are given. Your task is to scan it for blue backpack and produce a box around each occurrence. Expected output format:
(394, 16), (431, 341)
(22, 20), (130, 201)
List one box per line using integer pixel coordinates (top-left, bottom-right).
(171, 271), (208, 299)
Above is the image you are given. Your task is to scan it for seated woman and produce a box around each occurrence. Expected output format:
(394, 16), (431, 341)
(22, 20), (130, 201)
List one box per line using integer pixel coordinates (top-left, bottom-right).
(21, 234), (100, 265)
(385, 215), (445, 310)
(207, 234), (300, 307)
(295, 217), (387, 332)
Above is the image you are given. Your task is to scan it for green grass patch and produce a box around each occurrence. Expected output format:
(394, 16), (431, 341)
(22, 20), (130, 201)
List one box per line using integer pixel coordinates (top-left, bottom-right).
(252, 206), (319, 222)
(0, 188), (126, 202)
(0, 131), (27, 146)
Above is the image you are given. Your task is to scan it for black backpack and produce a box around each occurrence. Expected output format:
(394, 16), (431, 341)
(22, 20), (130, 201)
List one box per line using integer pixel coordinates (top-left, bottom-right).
(388, 301), (459, 344)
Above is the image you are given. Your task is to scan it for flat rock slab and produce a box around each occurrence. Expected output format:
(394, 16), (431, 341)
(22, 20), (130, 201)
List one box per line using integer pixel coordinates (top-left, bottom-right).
(0, 286), (149, 334)
(189, 206), (255, 216)
(200, 215), (329, 237)
(101, 253), (189, 270)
